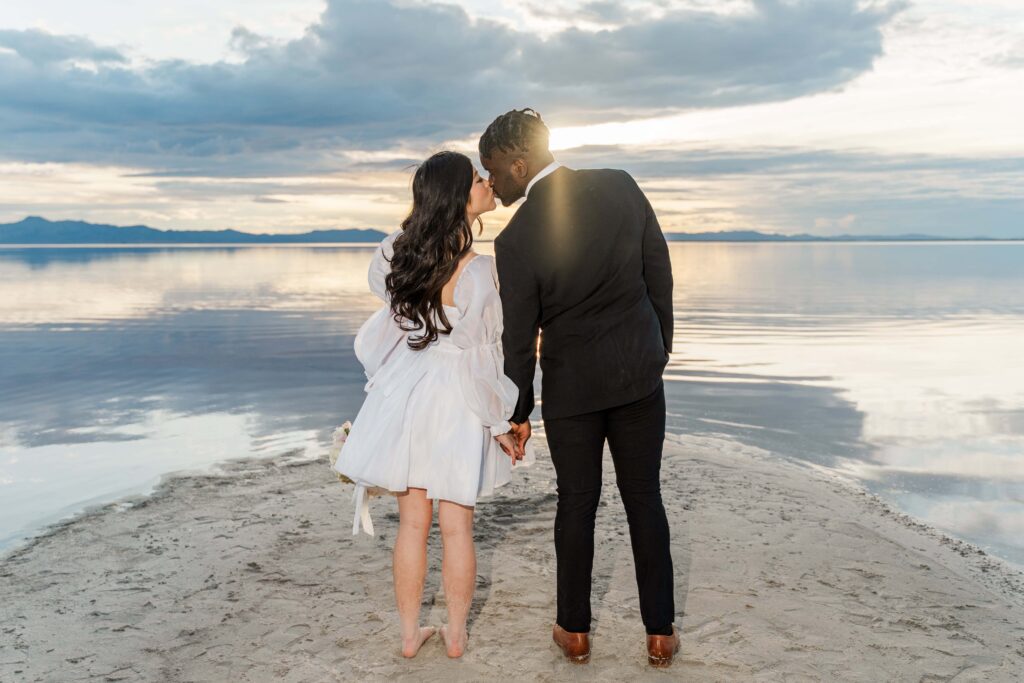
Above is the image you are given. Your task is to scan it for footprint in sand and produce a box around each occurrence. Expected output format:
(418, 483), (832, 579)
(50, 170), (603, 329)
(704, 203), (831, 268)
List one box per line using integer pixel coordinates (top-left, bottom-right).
(685, 617), (738, 643)
(264, 623), (312, 651)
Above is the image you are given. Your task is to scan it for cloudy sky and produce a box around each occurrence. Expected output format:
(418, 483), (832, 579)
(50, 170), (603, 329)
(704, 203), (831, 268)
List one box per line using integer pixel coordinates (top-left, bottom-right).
(1, 0), (1022, 237)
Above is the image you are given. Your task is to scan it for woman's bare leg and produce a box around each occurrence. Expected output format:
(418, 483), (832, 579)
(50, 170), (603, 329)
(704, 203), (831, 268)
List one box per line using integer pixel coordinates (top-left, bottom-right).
(438, 500), (475, 658)
(394, 487), (436, 657)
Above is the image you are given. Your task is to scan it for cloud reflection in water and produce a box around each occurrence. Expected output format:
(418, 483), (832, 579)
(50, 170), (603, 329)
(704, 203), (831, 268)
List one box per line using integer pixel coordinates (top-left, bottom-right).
(1, 242), (1023, 566)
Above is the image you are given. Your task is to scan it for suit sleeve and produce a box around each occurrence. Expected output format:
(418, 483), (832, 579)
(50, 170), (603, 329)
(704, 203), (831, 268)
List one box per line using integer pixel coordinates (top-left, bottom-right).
(494, 239), (541, 424)
(639, 188), (674, 353)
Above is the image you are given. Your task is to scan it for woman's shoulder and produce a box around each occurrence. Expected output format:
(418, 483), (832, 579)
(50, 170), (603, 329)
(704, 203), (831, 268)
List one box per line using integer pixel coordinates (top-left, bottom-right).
(454, 254), (498, 308)
(466, 252), (494, 267)
(380, 229), (402, 249)
(371, 230), (402, 264)
(466, 253), (498, 286)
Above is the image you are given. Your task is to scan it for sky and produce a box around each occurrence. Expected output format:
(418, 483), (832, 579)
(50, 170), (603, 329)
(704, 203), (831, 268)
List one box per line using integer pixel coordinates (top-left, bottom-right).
(0, 0), (1022, 237)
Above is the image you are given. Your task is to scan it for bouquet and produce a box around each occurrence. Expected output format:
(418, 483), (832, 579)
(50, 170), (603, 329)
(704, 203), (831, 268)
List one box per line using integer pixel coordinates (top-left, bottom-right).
(328, 421), (387, 497)
(327, 421), (355, 484)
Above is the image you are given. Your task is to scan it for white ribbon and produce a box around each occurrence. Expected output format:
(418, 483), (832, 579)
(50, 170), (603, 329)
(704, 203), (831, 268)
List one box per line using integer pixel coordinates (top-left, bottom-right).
(351, 484), (375, 536)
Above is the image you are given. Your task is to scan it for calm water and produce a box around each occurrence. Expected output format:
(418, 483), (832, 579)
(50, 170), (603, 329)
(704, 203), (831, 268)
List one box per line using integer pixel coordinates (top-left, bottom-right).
(1, 243), (1023, 566)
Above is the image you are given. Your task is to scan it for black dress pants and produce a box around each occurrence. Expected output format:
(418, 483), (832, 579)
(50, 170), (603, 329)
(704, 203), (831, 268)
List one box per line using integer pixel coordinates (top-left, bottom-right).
(543, 382), (675, 635)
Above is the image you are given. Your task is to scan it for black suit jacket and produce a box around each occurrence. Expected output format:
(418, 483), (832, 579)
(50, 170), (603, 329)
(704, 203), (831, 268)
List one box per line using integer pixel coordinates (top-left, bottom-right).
(494, 167), (673, 422)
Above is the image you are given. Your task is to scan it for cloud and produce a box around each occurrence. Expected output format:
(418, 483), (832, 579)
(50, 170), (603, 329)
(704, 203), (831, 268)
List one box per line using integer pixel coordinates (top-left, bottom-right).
(0, 0), (903, 173)
(526, 0), (907, 110)
(558, 144), (1024, 237)
(0, 28), (126, 65)
(524, 0), (636, 25)
(228, 27), (277, 57)
(993, 40), (1024, 68)
(5, 144), (1023, 238)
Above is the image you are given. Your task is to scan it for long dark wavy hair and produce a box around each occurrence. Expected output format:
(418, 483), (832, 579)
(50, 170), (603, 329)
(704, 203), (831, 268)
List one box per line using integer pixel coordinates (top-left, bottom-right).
(386, 151), (479, 350)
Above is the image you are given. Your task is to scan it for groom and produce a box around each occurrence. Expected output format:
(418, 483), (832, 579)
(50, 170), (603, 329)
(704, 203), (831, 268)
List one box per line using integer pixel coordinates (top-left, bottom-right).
(480, 109), (679, 666)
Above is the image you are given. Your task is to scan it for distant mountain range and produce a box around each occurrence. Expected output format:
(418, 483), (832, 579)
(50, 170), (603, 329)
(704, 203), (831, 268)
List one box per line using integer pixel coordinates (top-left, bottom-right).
(0, 217), (388, 244)
(0, 216), (1018, 244)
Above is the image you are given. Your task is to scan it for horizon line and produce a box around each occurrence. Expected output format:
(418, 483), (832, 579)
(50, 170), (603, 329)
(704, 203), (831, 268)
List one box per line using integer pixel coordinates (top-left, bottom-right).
(3, 216), (1024, 243)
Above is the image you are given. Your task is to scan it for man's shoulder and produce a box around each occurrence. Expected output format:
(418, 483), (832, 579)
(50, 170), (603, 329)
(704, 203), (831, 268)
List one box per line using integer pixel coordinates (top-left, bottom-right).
(559, 169), (643, 210)
(525, 167), (631, 201)
(575, 167), (636, 189)
(495, 168), (642, 248)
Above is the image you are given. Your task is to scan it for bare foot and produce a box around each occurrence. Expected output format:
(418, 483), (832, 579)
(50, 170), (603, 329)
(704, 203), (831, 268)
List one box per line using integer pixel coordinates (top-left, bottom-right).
(400, 626), (436, 658)
(440, 624), (468, 658)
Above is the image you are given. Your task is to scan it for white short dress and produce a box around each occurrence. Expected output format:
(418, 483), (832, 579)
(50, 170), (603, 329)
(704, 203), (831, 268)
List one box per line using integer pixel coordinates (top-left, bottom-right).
(335, 230), (520, 534)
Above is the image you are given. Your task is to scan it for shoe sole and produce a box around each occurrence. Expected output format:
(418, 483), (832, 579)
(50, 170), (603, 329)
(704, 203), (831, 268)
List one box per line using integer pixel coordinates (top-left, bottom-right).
(552, 639), (590, 664)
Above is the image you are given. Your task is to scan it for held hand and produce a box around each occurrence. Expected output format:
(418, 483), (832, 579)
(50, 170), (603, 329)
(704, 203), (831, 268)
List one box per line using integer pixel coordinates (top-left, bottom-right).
(510, 421), (532, 456)
(494, 432), (521, 463)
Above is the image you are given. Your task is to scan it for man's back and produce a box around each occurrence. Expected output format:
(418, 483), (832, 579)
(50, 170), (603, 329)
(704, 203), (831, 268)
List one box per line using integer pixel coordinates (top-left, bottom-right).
(495, 166), (673, 421)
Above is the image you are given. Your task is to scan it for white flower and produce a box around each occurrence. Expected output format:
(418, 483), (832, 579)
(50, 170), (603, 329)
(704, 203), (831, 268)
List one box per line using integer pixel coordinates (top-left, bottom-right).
(327, 420), (387, 496)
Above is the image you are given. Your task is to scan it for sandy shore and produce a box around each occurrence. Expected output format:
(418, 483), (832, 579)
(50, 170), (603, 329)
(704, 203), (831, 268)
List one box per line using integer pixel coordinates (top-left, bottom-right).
(2, 433), (1023, 682)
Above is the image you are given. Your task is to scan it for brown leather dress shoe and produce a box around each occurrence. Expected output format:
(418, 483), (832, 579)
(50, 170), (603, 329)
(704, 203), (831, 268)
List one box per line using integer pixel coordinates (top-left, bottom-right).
(647, 626), (680, 667)
(552, 624), (591, 664)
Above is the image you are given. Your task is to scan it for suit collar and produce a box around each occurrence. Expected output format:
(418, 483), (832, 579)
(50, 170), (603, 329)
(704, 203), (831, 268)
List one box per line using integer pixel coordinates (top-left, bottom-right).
(525, 161), (563, 199)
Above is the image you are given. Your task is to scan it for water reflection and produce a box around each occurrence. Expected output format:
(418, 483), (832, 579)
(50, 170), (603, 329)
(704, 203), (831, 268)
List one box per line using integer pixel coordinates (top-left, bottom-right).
(1, 243), (1023, 567)
(0, 246), (382, 547)
(661, 242), (1024, 565)
(1, 411), (319, 547)
(0, 246), (381, 326)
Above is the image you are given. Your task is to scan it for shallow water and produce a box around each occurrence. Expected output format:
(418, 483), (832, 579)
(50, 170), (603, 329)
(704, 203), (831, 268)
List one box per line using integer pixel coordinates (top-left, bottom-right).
(1, 242), (1022, 565)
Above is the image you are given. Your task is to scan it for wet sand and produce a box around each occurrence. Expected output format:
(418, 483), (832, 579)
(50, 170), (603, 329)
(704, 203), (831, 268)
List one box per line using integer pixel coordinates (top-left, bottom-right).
(2, 433), (1023, 681)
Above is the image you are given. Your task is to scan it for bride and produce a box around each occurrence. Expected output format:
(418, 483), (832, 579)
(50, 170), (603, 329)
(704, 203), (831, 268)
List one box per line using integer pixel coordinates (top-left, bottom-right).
(334, 150), (524, 659)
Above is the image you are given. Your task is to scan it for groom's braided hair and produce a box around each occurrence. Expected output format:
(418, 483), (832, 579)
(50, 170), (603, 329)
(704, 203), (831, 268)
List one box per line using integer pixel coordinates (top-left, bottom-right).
(479, 108), (550, 158)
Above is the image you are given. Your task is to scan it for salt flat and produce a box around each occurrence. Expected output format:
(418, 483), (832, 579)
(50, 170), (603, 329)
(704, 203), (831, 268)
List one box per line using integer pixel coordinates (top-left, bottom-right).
(2, 434), (1023, 681)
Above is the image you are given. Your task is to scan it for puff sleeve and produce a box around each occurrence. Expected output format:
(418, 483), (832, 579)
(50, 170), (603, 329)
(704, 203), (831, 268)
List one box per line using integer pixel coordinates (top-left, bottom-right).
(449, 257), (519, 438)
(367, 229), (401, 302)
(353, 231), (404, 382)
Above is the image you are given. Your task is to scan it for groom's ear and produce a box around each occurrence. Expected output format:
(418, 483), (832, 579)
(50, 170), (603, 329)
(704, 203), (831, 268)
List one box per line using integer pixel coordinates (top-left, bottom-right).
(512, 156), (528, 180)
